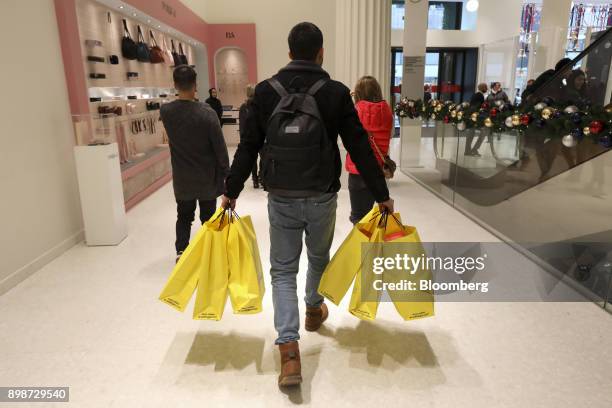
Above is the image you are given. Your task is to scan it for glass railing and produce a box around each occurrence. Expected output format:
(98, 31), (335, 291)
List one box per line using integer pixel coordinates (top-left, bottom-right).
(399, 27), (612, 311)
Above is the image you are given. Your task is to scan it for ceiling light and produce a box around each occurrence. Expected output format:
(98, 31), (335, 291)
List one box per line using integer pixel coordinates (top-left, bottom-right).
(466, 0), (479, 12)
(119, 5), (124, 9)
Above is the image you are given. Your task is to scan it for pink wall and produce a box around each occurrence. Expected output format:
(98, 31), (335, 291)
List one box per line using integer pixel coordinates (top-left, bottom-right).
(54, 0), (258, 115)
(208, 24), (258, 86)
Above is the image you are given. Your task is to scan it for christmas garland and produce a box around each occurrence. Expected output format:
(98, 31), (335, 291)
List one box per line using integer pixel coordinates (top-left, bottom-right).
(395, 97), (612, 148)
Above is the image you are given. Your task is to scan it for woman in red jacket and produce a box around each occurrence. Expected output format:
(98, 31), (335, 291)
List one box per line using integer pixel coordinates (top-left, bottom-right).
(346, 76), (393, 224)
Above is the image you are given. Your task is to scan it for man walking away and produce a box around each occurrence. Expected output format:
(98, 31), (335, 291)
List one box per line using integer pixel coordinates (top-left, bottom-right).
(160, 66), (230, 263)
(222, 22), (394, 387)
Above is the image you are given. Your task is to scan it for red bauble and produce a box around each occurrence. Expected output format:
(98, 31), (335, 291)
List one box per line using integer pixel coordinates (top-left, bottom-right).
(520, 114), (531, 126)
(490, 108), (498, 117)
(481, 102), (490, 110)
(589, 120), (604, 135)
(444, 115), (450, 124)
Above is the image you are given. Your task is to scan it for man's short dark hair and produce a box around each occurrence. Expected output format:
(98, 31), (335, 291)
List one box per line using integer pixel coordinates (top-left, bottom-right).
(288, 22), (323, 61)
(173, 65), (197, 91)
(555, 58), (572, 72)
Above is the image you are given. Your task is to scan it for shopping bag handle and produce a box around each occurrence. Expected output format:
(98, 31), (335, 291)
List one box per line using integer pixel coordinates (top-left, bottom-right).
(378, 210), (403, 230)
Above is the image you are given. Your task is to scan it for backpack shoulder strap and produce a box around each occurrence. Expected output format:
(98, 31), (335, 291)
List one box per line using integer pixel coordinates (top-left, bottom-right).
(307, 79), (328, 96)
(268, 78), (288, 97)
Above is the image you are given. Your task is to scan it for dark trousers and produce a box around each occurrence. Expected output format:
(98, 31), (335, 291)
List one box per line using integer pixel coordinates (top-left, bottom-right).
(348, 174), (376, 225)
(175, 198), (216, 253)
(465, 129), (485, 154)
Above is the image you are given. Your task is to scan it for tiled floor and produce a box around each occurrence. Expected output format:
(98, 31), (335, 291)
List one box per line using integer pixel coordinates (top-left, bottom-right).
(0, 145), (611, 407)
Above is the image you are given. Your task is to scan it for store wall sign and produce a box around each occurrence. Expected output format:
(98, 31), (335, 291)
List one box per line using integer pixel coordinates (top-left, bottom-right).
(226, 32), (236, 39)
(161, 1), (176, 18)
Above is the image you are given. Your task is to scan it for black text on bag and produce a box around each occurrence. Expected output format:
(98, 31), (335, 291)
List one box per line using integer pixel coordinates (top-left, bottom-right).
(261, 78), (335, 196)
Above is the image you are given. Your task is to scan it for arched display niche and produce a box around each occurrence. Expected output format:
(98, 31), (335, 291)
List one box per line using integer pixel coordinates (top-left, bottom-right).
(214, 47), (250, 109)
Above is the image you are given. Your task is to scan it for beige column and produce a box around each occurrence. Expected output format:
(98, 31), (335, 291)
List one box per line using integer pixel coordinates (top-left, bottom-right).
(534, 0), (572, 76)
(335, 0), (392, 100)
(400, 0), (429, 168)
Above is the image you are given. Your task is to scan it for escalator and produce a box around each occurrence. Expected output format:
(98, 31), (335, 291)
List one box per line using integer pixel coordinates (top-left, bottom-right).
(424, 27), (612, 307)
(433, 26), (612, 207)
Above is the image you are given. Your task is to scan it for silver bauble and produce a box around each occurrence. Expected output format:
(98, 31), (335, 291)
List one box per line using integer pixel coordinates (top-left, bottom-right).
(534, 102), (547, 111)
(505, 116), (514, 128)
(564, 105), (579, 114)
(495, 100), (504, 107)
(562, 134), (577, 147)
(457, 121), (467, 131)
(462, 102), (470, 109)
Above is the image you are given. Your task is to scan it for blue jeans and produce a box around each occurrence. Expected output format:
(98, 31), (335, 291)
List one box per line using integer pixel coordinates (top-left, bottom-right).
(268, 193), (337, 345)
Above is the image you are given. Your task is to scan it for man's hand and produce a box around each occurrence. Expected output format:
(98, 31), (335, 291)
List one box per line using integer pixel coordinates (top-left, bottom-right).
(378, 198), (395, 214)
(221, 195), (236, 210)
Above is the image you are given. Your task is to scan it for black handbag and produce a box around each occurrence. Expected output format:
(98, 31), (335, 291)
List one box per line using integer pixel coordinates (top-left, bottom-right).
(136, 26), (151, 62)
(171, 40), (181, 66)
(121, 19), (137, 60)
(178, 43), (189, 65)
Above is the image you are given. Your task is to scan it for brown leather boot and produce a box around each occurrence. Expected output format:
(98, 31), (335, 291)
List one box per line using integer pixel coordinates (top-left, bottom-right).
(278, 341), (302, 386)
(305, 303), (328, 332)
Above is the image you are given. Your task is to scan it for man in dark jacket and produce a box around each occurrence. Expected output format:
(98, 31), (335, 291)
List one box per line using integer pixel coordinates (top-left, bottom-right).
(205, 87), (224, 127)
(470, 82), (488, 108)
(160, 66), (229, 262)
(521, 58), (572, 104)
(222, 22), (394, 387)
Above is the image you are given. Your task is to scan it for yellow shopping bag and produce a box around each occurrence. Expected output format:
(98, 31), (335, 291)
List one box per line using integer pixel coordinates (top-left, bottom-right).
(348, 225), (388, 321)
(158, 209), (218, 312)
(318, 206), (382, 305)
(193, 209), (231, 320)
(382, 214), (435, 321)
(227, 213), (265, 314)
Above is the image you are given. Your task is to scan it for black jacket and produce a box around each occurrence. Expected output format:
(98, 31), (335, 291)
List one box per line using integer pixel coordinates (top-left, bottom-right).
(205, 96), (224, 126)
(225, 60), (389, 202)
(470, 91), (485, 108)
(160, 100), (229, 200)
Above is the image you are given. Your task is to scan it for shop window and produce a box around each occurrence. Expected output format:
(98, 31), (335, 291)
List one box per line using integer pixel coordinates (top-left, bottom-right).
(391, 0), (477, 31)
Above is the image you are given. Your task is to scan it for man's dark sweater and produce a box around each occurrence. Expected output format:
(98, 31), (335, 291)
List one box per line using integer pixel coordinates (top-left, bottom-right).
(160, 99), (229, 201)
(225, 60), (390, 203)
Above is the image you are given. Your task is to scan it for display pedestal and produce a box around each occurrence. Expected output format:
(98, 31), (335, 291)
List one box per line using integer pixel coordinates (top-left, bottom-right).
(74, 143), (128, 246)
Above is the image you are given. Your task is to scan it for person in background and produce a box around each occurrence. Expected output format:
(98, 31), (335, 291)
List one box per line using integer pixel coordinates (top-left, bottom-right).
(346, 76), (393, 224)
(239, 84), (261, 189)
(205, 87), (224, 127)
(521, 57), (572, 104)
(465, 83), (489, 157)
(222, 22), (393, 387)
(562, 69), (588, 107)
(470, 83), (488, 108)
(521, 79), (535, 101)
(486, 82), (510, 104)
(423, 84), (432, 104)
(160, 66), (230, 263)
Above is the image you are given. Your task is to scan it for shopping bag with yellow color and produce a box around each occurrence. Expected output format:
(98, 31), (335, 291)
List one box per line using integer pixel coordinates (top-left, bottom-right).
(347, 225), (386, 321)
(227, 212), (265, 314)
(318, 206), (382, 305)
(158, 208), (221, 312)
(382, 214), (435, 321)
(192, 209), (231, 320)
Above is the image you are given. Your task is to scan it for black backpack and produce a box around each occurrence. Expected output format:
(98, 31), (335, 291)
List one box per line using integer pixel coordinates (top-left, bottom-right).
(121, 20), (137, 60)
(260, 78), (335, 196)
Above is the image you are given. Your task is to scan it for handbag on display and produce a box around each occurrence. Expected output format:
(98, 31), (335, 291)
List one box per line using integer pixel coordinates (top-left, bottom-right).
(121, 19), (138, 60)
(178, 43), (189, 65)
(136, 26), (151, 62)
(171, 40), (181, 66)
(162, 36), (173, 65)
(369, 133), (397, 179)
(149, 31), (165, 64)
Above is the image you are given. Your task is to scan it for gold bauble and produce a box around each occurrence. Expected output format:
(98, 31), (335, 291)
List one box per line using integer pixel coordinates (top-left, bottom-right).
(484, 118), (493, 128)
(541, 107), (553, 120)
(450, 110), (457, 118)
(511, 114), (521, 126)
(435, 105), (442, 112)
(457, 111), (464, 120)
(471, 112), (478, 122)
(583, 127), (591, 136)
(605, 103), (612, 113)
